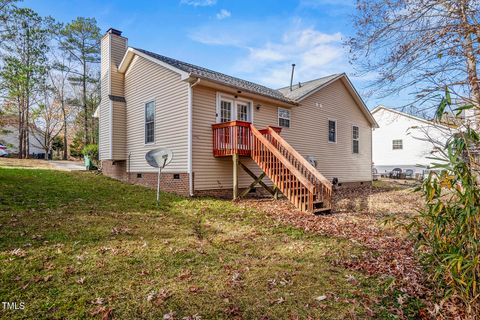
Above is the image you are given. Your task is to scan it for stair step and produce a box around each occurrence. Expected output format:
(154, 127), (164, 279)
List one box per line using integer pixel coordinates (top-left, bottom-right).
(313, 200), (324, 209)
(313, 207), (332, 215)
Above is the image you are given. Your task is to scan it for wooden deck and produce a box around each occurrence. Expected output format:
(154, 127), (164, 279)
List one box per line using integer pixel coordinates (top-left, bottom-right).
(212, 121), (282, 157)
(211, 121), (332, 213)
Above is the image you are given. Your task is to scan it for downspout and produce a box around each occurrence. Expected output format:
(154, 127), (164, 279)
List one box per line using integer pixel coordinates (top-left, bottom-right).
(188, 78), (201, 196)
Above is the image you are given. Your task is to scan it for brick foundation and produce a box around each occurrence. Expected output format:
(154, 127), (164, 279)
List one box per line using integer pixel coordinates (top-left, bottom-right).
(193, 187), (272, 199)
(101, 160), (372, 198)
(101, 160), (190, 196)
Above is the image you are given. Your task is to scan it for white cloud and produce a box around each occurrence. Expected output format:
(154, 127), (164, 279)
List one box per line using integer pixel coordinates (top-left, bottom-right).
(180, 0), (216, 7)
(216, 9), (231, 20)
(233, 27), (348, 88)
(188, 18), (361, 88)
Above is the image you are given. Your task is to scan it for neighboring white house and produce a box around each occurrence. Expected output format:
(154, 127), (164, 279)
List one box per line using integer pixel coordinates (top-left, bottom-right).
(0, 120), (45, 156)
(372, 105), (451, 175)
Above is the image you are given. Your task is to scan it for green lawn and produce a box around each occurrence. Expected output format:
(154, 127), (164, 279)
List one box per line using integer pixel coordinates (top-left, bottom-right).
(0, 168), (400, 319)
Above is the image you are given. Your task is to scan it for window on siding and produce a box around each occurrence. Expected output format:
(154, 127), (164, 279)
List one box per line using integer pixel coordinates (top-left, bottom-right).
(278, 108), (290, 128)
(352, 125), (359, 154)
(328, 120), (336, 143)
(236, 102), (249, 121)
(145, 101), (155, 144)
(220, 100), (232, 123)
(392, 139), (403, 150)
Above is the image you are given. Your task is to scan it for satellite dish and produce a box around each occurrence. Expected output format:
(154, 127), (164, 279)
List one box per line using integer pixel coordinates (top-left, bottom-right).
(146, 148), (173, 168)
(145, 148), (174, 206)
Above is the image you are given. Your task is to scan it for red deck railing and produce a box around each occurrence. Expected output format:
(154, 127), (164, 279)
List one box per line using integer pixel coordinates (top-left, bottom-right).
(212, 121), (253, 157)
(212, 121), (283, 157)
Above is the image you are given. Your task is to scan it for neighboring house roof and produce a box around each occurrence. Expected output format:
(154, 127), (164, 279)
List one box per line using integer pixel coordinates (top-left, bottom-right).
(118, 47), (378, 127)
(278, 74), (342, 101)
(131, 48), (294, 104)
(371, 105), (452, 130)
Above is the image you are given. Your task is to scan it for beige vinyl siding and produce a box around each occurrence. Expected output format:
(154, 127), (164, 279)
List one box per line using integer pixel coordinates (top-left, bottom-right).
(125, 55), (189, 173)
(110, 35), (127, 97)
(283, 79), (373, 182)
(98, 34), (111, 160)
(191, 79), (372, 191)
(111, 101), (126, 159)
(192, 85), (278, 190)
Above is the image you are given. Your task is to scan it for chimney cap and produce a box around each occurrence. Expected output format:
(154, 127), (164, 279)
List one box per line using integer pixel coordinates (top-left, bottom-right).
(106, 28), (122, 36)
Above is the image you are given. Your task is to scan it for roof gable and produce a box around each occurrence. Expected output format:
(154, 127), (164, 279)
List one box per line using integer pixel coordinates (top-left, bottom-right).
(372, 106), (450, 129)
(281, 73), (378, 127)
(277, 74), (342, 101)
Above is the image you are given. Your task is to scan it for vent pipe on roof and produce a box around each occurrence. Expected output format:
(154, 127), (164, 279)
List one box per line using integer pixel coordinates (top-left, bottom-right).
(290, 64), (295, 91)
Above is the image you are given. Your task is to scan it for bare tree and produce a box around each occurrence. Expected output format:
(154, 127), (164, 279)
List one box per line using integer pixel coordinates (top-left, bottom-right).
(348, 0), (480, 115)
(50, 52), (75, 159)
(31, 81), (64, 159)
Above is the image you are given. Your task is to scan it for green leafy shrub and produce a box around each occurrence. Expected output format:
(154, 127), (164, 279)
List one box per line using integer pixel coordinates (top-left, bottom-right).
(408, 89), (480, 314)
(81, 144), (98, 160)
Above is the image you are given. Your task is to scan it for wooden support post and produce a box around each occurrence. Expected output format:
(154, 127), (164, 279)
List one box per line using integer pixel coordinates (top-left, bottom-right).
(232, 154), (239, 200)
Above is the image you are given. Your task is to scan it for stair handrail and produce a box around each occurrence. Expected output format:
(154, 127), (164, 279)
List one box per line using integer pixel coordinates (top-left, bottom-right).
(250, 125), (316, 193)
(267, 127), (333, 191)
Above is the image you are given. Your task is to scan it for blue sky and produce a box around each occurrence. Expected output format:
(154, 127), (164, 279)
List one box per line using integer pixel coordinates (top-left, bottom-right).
(22, 0), (409, 108)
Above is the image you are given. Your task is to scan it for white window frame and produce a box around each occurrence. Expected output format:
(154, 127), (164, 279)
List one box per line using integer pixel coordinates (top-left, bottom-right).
(328, 119), (337, 144)
(278, 107), (291, 128)
(392, 139), (403, 150)
(215, 92), (253, 123)
(144, 100), (155, 145)
(352, 125), (359, 154)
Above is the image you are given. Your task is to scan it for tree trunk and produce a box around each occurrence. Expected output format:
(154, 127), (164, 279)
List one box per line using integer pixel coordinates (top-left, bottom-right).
(62, 100), (68, 160)
(17, 105), (22, 159)
(459, 1), (480, 108)
(25, 94), (30, 159)
(25, 26), (30, 159)
(83, 58), (88, 146)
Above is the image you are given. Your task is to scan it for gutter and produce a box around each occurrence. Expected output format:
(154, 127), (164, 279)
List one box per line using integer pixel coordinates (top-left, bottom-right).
(188, 78), (201, 196)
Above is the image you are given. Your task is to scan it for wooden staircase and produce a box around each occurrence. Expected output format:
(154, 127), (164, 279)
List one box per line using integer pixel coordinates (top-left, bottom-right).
(250, 125), (332, 214)
(211, 121), (332, 214)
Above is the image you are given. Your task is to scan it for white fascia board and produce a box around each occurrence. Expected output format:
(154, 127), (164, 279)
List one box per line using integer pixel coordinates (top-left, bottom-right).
(118, 48), (190, 80)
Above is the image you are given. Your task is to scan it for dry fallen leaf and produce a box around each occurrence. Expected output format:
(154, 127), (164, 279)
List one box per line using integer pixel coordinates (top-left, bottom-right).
(10, 248), (26, 257)
(315, 295), (327, 302)
(231, 271), (242, 282)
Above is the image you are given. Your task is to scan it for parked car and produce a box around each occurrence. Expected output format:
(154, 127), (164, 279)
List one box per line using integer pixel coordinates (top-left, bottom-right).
(0, 144), (9, 157)
(389, 168), (402, 179)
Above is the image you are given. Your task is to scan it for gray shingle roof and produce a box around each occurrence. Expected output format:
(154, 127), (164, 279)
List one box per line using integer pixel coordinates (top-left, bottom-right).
(134, 48), (294, 104)
(277, 74), (342, 101)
